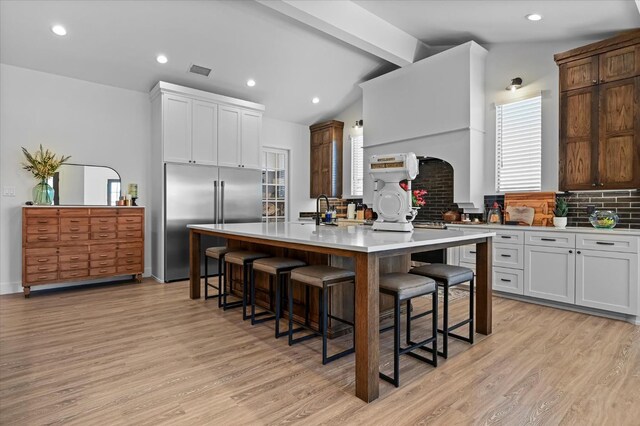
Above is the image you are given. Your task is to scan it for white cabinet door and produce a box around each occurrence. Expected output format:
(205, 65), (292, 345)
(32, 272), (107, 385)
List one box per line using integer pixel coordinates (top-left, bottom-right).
(163, 94), (192, 164)
(218, 106), (242, 168)
(524, 245), (575, 304)
(241, 111), (262, 169)
(576, 249), (639, 314)
(191, 100), (218, 166)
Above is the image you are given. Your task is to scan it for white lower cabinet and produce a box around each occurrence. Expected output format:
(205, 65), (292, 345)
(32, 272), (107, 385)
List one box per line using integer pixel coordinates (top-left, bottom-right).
(493, 267), (524, 294)
(576, 249), (639, 314)
(524, 245), (576, 304)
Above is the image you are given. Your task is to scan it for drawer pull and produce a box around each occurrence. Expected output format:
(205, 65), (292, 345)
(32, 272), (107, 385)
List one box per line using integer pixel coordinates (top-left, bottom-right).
(70, 272), (79, 276)
(500, 254), (512, 258)
(38, 258), (48, 263)
(500, 236), (512, 239)
(38, 227), (48, 232)
(38, 275), (49, 280)
(540, 238), (556, 242)
(99, 269), (108, 273)
(99, 234), (108, 238)
(70, 227), (79, 231)
(38, 266), (47, 271)
(126, 259), (134, 263)
(596, 241), (615, 246)
(37, 236), (49, 240)
(99, 219), (108, 223)
(71, 235), (79, 239)
(469, 251), (476, 254)
(99, 262), (108, 266)
(99, 254), (108, 258)
(125, 252), (134, 256)
(70, 219), (80, 223)
(37, 220), (48, 224)
(71, 256), (79, 260)
(126, 218), (134, 222)
(126, 233), (134, 237)
(500, 278), (512, 282)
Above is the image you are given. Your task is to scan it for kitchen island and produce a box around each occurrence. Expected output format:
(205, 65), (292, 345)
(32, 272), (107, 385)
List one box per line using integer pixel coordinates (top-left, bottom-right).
(188, 222), (495, 403)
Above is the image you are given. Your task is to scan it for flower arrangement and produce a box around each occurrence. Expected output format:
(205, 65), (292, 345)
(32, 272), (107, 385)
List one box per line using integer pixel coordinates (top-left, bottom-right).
(399, 181), (427, 207)
(21, 145), (71, 180)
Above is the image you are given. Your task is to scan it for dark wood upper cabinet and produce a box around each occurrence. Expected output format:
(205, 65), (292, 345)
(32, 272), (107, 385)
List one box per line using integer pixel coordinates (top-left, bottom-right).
(555, 29), (640, 191)
(309, 120), (344, 198)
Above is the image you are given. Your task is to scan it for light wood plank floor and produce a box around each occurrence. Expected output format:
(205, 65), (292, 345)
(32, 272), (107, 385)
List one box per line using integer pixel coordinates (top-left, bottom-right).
(1, 279), (639, 425)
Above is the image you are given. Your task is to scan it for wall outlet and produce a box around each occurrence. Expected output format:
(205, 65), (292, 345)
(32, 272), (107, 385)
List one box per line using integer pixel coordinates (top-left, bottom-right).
(2, 186), (16, 197)
(586, 204), (596, 215)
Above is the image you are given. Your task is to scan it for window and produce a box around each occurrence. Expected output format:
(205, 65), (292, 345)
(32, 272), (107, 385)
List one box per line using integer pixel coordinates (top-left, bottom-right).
(350, 134), (364, 196)
(496, 95), (542, 192)
(261, 148), (288, 223)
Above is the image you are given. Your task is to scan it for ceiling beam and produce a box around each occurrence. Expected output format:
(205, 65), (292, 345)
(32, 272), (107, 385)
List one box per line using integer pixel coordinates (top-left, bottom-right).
(256, 0), (427, 66)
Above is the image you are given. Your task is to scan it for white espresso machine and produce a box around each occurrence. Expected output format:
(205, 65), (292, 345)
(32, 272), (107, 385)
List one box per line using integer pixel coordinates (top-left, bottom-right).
(369, 152), (419, 232)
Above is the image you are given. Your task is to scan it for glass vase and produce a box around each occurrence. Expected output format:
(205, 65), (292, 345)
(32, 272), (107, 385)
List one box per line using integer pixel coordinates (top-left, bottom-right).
(33, 179), (54, 205)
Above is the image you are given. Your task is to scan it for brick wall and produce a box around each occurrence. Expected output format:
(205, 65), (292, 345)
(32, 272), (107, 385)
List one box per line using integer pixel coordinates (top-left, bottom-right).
(413, 159), (457, 222)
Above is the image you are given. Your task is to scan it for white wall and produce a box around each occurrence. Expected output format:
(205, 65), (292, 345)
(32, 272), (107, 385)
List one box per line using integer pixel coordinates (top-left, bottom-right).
(0, 64), (151, 294)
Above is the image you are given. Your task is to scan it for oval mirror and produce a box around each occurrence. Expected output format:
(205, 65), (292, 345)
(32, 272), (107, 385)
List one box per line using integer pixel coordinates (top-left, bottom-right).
(52, 164), (121, 206)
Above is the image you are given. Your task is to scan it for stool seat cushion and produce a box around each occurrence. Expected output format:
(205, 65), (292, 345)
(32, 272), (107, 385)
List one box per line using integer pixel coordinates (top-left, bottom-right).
(291, 265), (355, 288)
(410, 264), (474, 285)
(253, 257), (306, 274)
(225, 251), (270, 265)
(205, 246), (230, 259)
(379, 273), (436, 300)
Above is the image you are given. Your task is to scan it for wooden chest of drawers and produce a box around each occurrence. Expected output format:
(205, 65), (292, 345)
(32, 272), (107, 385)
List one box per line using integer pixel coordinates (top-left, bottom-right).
(22, 207), (145, 297)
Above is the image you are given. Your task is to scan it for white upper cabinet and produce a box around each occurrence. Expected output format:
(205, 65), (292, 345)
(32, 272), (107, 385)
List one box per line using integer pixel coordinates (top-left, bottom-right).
(163, 94), (192, 164)
(191, 100), (218, 166)
(217, 106), (242, 168)
(241, 111), (262, 170)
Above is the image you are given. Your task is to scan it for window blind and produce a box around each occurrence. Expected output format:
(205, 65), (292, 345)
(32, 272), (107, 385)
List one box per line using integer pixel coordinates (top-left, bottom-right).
(351, 134), (364, 196)
(496, 95), (542, 192)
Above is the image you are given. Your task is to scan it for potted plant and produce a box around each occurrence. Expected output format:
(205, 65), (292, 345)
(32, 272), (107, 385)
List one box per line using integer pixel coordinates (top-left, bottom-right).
(21, 145), (71, 205)
(553, 197), (568, 229)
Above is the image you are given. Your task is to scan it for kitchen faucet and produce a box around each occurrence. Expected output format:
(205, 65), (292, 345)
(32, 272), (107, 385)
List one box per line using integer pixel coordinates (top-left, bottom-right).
(315, 194), (329, 225)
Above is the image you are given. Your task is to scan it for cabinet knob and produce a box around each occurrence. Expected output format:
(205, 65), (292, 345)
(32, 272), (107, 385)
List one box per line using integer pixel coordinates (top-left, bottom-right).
(577, 251), (581, 254)
(569, 250), (573, 254)
(592, 79), (597, 84)
(193, 160), (196, 164)
(592, 183), (596, 187)
(599, 183), (604, 187)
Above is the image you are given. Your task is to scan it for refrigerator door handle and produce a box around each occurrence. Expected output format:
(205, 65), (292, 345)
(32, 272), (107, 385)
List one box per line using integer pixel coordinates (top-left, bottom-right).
(213, 180), (218, 224)
(220, 180), (225, 224)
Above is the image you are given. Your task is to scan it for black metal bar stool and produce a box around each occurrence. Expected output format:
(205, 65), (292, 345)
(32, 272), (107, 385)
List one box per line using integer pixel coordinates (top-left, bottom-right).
(410, 264), (474, 358)
(224, 251), (270, 320)
(250, 257), (306, 337)
(379, 273), (438, 387)
(204, 246), (230, 307)
(289, 265), (355, 365)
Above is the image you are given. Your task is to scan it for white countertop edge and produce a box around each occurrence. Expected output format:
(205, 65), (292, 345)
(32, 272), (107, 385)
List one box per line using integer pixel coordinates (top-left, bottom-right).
(448, 223), (640, 236)
(187, 223), (496, 253)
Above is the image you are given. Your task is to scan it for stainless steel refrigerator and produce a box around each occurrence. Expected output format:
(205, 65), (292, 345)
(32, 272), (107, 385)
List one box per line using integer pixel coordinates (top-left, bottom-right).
(164, 163), (262, 282)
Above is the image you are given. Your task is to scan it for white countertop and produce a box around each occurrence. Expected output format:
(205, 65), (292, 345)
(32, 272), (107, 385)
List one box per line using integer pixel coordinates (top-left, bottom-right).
(188, 222), (496, 253)
(447, 223), (640, 237)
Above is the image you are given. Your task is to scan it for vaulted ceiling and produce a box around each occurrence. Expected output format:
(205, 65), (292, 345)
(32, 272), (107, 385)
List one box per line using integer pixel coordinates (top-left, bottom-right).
(1, 0), (637, 125)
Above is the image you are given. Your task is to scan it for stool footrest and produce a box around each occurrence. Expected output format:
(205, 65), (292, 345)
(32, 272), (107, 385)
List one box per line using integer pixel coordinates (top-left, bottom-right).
(222, 300), (243, 310)
(324, 347), (354, 363)
(402, 336), (437, 356)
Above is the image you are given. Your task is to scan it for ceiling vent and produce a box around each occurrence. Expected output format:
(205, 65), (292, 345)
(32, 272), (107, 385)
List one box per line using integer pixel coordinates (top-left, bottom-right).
(188, 64), (212, 78)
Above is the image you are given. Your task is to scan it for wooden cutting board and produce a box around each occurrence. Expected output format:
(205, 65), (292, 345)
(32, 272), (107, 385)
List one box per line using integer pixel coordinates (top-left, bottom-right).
(503, 192), (556, 227)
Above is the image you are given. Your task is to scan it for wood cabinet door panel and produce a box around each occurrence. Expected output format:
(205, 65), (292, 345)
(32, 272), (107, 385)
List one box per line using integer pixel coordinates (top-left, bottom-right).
(320, 142), (332, 196)
(310, 144), (322, 198)
(599, 45), (640, 83)
(560, 56), (598, 91)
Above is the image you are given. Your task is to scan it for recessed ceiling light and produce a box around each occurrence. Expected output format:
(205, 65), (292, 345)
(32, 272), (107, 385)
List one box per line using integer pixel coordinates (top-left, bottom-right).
(247, 79), (256, 87)
(51, 25), (67, 36)
(156, 55), (168, 64)
(312, 97), (320, 104)
(526, 13), (542, 21)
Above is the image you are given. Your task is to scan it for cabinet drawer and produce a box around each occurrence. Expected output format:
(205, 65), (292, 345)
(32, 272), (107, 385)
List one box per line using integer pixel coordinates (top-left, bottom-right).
(59, 253), (89, 262)
(26, 234), (59, 243)
(91, 259), (117, 268)
(25, 248), (57, 256)
(60, 224), (89, 233)
(25, 208), (57, 216)
(118, 223), (142, 232)
(493, 267), (524, 295)
(26, 224), (59, 234)
(91, 224), (117, 232)
(61, 217), (90, 226)
(59, 246), (89, 255)
(59, 209), (89, 216)
(26, 217), (59, 225)
(91, 232), (117, 240)
(493, 243), (524, 269)
(117, 256), (142, 266)
(60, 233), (90, 242)
(91, 208), (118, 216)
(90, 217), (117, 225)
(460, 245), (477, 263)
(118, 248), (142, 258)
(60, 261), (89, 271)
(495, 229), (524, 245)
(576, 234), (638, 253)
(118, 231), (142, 239)
(117, 264), (142, 274)
(26, 272), (58, 283)
(90, 266), (117, 276)
(117, 216), (142, 224)
(26, 255), (58, 265)
(60, 270), (89, 280)
(526, 231), (575, 248)
(26, 264), (58, 274)
(90, 251), (117, 260)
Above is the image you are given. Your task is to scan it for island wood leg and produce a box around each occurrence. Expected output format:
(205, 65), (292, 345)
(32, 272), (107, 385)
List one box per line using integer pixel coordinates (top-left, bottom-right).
(354, 252), (380, 402)
(189, 229), (201, 299)
(475, 238), (493, 335)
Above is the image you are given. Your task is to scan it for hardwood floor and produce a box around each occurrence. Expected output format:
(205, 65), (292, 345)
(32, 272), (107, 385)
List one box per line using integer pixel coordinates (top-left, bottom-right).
(1, 279), (638, 425)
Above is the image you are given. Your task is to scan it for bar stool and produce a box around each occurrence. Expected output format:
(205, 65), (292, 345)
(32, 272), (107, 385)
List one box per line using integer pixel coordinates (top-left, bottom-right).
(250, 257), (306, 338)
(410, 264), (474, 358)
(204, 246), (230, 307)
(379, 273), (438, 387)
(289, 265), (355, 365)
(224, 251), (270, 320)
